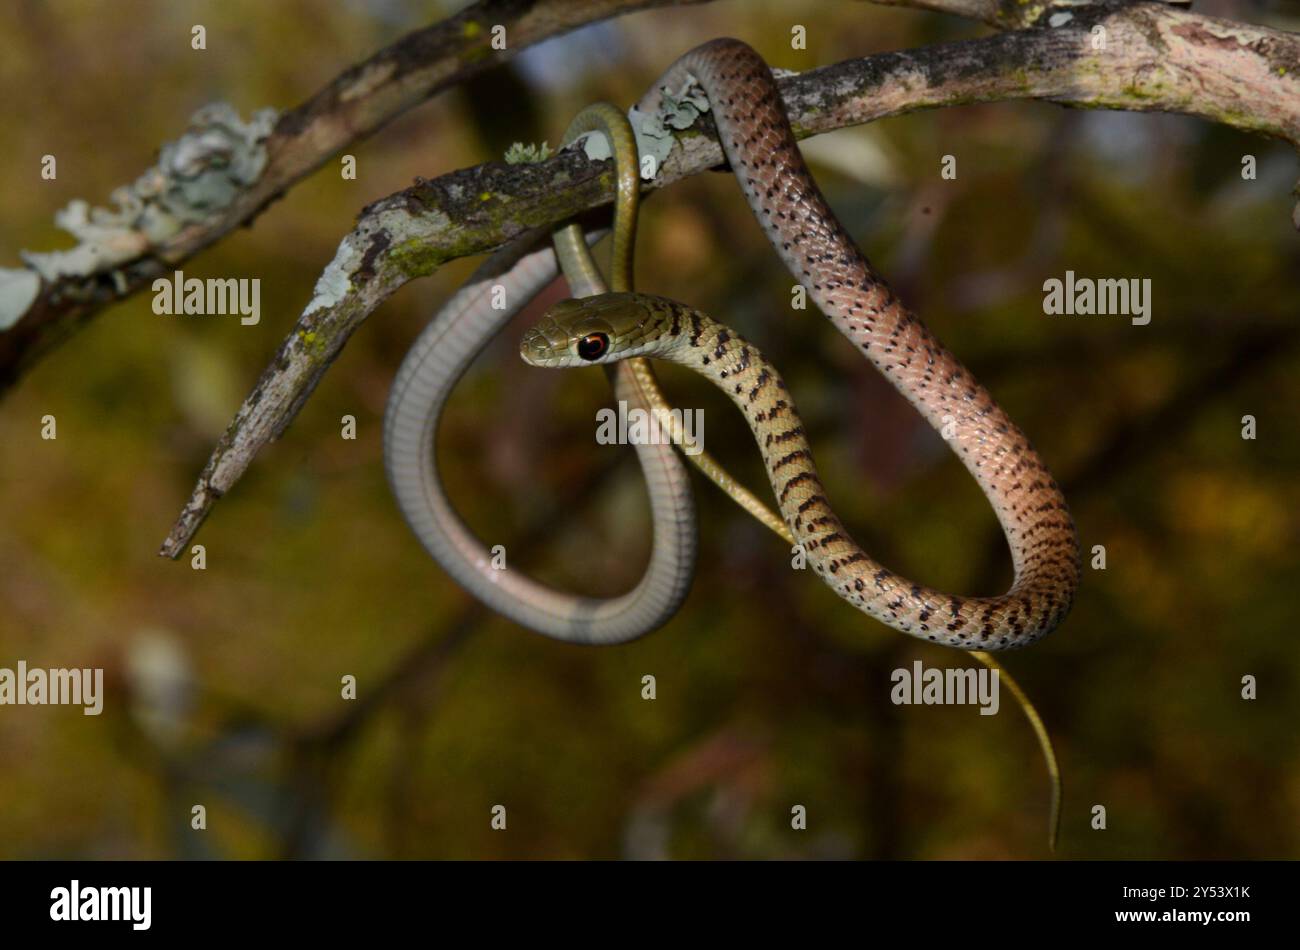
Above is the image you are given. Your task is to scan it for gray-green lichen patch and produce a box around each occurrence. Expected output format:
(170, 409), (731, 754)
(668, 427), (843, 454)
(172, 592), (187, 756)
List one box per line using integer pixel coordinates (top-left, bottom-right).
(630, 75), (711, 180)
(304, 235), (358, 315)
(380, 204), (455, 278)
(0, 268), (41, 331)
(578, 132), (612, 163)
(504, 141), (552, 164)
(304, 202), (452, 312)
(18, 103), (278, 284)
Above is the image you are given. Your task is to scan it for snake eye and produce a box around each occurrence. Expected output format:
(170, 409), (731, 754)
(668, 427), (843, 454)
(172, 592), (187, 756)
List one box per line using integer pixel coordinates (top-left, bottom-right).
(577, 332), (610, 361)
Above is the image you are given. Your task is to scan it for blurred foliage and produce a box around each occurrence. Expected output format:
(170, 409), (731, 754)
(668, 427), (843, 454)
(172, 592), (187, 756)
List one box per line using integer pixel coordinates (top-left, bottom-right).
(1, 0), (1297, 860)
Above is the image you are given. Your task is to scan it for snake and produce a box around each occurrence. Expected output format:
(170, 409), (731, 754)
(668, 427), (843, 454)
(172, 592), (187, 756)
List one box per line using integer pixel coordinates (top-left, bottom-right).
(386, 95), (794, 643)
(383, 105), (699, 644)
(387, 40), (1072, 844)
(519, 38), (1082, 653)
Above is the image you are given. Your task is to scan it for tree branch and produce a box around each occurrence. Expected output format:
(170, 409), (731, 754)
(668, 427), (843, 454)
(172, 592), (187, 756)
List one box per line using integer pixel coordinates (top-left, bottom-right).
(159, 1), (1300, 557)
(872, 0), (1192, 31)
(0, 0), (1201, 389)
(871, 0), (1050, 30)
(0, 0), (712, 390)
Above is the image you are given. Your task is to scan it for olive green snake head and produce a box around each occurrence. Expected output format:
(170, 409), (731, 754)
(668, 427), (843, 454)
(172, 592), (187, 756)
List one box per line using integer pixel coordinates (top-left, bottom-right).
(520, 293), (669, 368)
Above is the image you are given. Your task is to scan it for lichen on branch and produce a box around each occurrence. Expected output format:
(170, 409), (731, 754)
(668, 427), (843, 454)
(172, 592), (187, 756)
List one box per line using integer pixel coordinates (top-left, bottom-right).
(0, 0), (712, 388)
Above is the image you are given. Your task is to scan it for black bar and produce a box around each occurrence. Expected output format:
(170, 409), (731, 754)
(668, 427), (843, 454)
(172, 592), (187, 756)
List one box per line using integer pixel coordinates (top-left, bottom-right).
(0, 860), (1290, 938)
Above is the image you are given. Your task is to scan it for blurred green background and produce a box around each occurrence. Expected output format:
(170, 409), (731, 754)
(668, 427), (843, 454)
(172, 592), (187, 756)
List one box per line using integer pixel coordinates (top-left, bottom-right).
(1, 0), (1297, 859)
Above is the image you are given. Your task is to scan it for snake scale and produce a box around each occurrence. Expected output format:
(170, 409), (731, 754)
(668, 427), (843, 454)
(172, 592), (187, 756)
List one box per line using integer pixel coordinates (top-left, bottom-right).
(519, 39), (1082, 651)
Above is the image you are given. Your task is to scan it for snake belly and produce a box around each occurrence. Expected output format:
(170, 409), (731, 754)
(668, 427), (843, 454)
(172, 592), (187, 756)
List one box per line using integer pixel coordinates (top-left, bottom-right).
(615, 40), (1082, 649)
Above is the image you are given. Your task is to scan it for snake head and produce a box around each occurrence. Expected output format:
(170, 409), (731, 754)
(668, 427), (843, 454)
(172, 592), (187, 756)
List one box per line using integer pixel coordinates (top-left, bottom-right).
(520, 292), (669, 368)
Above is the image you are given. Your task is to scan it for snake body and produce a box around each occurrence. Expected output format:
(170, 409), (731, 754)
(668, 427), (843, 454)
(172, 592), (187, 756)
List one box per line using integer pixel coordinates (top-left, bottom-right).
(387, 98), (784, 643)
(383, 105), (698, 644)
(521, 40), (1081, 650)
(388, 39), (1080, 649)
